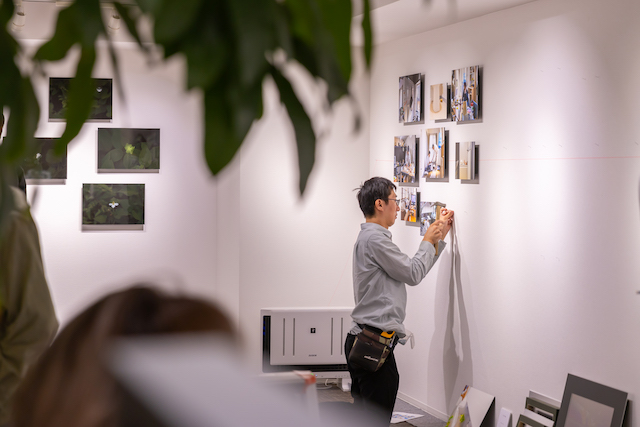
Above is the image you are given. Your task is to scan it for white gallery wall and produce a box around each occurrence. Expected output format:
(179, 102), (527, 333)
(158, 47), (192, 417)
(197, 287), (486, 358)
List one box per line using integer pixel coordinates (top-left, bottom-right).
(368, 0), (640, 423)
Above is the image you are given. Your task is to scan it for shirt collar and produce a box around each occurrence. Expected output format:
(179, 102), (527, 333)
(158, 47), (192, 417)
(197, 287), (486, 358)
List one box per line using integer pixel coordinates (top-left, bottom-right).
(361, 222), (392, 239)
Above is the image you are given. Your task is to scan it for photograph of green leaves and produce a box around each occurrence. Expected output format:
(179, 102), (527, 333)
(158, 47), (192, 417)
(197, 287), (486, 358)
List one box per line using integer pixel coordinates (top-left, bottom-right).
(98, 128), (160, 171)
(49, 78), (112, 121)
(82, 184), (145, 227)
(22, 138), (67, 182)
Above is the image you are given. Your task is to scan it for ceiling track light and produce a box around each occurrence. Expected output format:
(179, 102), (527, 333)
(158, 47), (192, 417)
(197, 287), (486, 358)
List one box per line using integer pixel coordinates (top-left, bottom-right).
(11, 0), (25, 32)
(107, 9), (121, 33)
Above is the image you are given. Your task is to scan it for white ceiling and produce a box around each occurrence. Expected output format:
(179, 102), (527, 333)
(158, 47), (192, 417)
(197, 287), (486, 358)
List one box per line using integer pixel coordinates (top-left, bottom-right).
(353, 0), (537, 45)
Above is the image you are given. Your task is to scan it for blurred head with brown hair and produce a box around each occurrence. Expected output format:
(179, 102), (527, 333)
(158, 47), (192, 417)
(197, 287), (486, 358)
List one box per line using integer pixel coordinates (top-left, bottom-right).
(11, 285), (236, 427)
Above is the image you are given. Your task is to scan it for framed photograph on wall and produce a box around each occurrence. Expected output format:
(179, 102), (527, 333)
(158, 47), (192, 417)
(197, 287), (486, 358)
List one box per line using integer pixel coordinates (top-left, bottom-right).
(399, 74), (422, 123)
(82, 183), (145, 230)
(420, 127), (447, 182)
(455, 141), (476, 181)
(393, 135), (419, 187)
(21, 138), (67, 184)
(419, 201), (437, 236)
(430, 82), (449, 121)
(98, 128), (160, 172)
(49, 78), (113, 121)
(451, 66), (480, 122)
(555, 374), (628, 427)
(400, 187), (419, 226)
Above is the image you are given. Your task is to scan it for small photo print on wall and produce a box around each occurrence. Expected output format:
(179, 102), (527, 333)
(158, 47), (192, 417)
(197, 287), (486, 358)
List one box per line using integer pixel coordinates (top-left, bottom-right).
(430, 83), (448, 121)
(49, 78), (113, 121)
(393, 135), (419, 186)
(399, 74), (422, 123)
(451, 66), (480, 122)
(400, 187), (419, 225)
(98, 128), (160, 172)
(22, 138), (67, 184)
(420, 128), (447, 181)
(456, 141), (476, 181)
(419, 202), (437, 236)
(82, 183), (145, 230)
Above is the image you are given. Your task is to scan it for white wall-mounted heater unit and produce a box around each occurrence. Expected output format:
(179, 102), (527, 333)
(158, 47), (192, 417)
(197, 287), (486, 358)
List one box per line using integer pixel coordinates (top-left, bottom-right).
(261, 307), (353, 382)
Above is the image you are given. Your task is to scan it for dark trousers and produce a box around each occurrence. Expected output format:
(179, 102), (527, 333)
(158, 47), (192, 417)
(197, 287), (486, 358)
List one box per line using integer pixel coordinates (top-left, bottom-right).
(345, 333), (399, 426)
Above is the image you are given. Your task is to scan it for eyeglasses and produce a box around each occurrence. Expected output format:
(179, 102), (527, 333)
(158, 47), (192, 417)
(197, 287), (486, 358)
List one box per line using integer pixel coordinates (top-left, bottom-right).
(385, 198), (400, 205)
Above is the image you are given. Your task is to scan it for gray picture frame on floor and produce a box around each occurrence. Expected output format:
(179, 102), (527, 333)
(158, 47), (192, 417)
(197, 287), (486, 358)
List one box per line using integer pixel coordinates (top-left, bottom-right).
(555, 374), (628, 427)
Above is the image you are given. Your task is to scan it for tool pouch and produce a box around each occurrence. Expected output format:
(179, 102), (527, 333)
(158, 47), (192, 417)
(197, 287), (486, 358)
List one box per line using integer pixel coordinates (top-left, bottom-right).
(348, 326), (397, 372)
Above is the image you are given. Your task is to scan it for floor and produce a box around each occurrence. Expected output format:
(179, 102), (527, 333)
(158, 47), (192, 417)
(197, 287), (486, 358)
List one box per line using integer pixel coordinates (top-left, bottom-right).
(316, 382), (446, 427)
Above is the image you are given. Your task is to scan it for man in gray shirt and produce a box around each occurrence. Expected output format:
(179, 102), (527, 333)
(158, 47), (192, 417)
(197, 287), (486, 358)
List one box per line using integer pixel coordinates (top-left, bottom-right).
(345, 177), (453, 425)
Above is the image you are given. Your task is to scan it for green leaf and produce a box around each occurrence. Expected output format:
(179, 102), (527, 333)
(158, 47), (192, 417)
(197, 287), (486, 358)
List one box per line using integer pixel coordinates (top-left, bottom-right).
(139, 143), (151, 166)
(135, 0), (162, 15)
(110, 129), (123, 149)
(285, 1), (348, 104)
(284, 0), (315, 45)
(0, 0), (15, 28)
(101, 156), (115, 169)
(57, 46), (97, 153)
(228, 76), (264, 143)
(228, 0), (276, 86)
(122, 153), (136, 169)
(154, 0), (203, 46)
(130, 207), (143, 222)
(1, 77), (41, 162)
(362, 0), (373, 68)
(317, 0), (352, 81)
(109, 148), (124, 162)
(203, 84), (242, 176)
(183, 23), (227, 90)
(272, 3), (293, 58)
(270, 66), (315, 195)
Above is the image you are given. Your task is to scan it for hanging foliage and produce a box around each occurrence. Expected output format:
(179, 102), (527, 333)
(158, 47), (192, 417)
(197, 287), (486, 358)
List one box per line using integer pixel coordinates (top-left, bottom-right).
(0, 0), (373, 196)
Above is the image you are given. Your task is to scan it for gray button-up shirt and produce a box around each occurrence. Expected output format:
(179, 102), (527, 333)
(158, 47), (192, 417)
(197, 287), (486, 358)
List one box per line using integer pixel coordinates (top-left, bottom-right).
(350, 222), (445, 337)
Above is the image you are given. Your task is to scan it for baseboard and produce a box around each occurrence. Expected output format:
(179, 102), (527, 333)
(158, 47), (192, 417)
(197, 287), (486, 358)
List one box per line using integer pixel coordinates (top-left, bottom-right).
(397, 392), (449, 421)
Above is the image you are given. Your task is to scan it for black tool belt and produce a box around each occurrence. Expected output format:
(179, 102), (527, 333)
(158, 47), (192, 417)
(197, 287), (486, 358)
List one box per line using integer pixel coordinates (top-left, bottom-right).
(348, 324), (399, 372)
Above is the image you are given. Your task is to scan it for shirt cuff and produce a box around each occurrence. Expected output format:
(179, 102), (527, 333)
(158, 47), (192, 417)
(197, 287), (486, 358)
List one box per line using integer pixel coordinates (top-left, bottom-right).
(419, 240), (437, 255)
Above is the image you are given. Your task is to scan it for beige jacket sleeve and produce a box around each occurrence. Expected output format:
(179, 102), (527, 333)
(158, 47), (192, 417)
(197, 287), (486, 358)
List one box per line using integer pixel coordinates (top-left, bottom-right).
(0, 187), (58, 423)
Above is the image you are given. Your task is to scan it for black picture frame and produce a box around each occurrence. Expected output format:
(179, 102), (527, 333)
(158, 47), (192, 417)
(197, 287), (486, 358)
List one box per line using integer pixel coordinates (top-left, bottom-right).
(49, 77), (113, 121)
(393, 134), (419, 187)
(21, 137), (67, 184)
(399, 73), (423, 124)
(97, 128), (160, 172)
(451, 65), (481, 123)
(82, 183), (145, 230)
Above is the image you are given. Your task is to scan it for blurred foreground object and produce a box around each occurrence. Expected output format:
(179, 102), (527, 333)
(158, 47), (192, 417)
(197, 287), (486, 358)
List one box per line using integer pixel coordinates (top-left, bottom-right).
(11, 286), (235, 427)
(0, 185), (58, 424)
(108, 335), (376, 427)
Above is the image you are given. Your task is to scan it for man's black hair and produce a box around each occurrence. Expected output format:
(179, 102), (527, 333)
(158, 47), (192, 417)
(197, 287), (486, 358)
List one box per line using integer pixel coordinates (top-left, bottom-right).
(357, 177), (396, 218)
